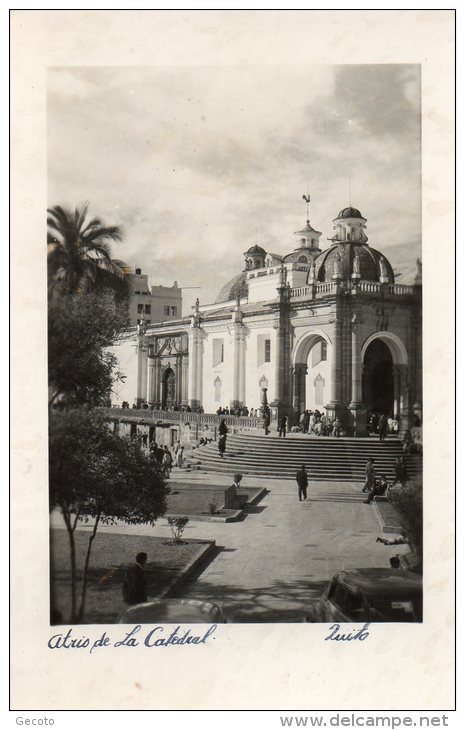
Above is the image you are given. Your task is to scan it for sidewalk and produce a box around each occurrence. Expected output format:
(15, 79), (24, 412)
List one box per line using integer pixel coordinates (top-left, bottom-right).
(51, 471), (409, 622)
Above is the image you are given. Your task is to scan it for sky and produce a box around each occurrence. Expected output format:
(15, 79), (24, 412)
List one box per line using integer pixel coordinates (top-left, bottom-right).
(48, 64), (421, 312)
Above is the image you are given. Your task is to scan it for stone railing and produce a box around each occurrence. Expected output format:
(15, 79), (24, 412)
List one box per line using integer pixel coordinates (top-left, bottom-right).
(290, 280), (415, 301)
(98, 407), (264, 429)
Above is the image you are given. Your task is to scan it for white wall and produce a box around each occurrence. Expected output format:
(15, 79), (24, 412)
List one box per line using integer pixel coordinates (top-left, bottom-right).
(108, 337), (138, 406)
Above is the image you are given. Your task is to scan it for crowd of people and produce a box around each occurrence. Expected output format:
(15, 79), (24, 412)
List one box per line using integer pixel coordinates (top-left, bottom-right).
(148, 441), (186, 477)
(291, 410), (343, 437)
(216, 405), (261, 417)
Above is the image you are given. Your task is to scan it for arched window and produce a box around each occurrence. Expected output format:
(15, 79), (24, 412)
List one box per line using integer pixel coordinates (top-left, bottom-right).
(298, 255), (308, 263)
(214, 377), (222, 402)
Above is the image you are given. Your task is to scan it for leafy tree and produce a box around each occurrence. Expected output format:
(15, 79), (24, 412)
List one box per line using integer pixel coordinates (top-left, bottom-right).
(49, 409), (168, 622)
(47, 203), (129, 299)
(48, 290), (128, 408)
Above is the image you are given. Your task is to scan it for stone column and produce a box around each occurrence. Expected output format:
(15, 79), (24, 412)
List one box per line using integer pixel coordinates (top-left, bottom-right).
(181, 355), (189, 406)
(231, 323), (246, 409)
(348, 314), (367, 436)
(136, 337), (148, 406)
(188, 328), (200, 409)
(326, 314), (342, 411)
(292, 363), (307, 422)
(195, 331), (204, 408)
(147, 355), (156, 404)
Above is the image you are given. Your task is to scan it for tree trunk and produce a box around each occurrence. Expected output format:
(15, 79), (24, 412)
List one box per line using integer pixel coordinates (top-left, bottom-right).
(77, 512), (100, 622)
(62, 508), (77, 622)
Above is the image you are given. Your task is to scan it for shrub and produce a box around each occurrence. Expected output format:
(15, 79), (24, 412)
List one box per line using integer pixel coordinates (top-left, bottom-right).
(167, 516), (190, 543)
(388, 478), (423, 561)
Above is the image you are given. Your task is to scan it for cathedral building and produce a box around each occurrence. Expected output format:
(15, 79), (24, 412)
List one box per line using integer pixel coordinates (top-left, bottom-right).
(110, 204), (422, 436)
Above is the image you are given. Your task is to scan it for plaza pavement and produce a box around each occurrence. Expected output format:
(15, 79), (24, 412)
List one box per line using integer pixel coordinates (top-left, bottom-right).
(50, 469), (408, 623)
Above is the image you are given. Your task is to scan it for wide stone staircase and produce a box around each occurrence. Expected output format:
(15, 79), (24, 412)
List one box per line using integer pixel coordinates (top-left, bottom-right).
(186, 433), (422, 482)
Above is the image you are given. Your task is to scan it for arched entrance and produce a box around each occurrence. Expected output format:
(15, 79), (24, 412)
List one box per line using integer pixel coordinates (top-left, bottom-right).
(292, 331), (332, 417)
(361, 332), (408, 422)
(362, 339), (394, 416)
(162, 367), (176, 408)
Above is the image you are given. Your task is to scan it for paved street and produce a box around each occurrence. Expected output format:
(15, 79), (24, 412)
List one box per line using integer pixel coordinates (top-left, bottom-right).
(51, 470), (406, 622)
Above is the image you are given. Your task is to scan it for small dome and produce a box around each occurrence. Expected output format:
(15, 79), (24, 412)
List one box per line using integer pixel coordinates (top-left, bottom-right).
(337, 207), (364, 219)
(215, 272), (248, 304)
(313, 243), (394, 284)
(112, 259), (134, 275)
(244, 244), (266, 256)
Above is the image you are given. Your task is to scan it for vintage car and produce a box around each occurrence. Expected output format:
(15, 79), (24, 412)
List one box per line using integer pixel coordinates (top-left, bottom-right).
(304, 568), (422, 623)
(118, 598), (226, 624)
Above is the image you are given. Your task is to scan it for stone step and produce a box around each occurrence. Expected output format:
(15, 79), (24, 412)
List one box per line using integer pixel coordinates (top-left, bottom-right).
(186, 435), (421, 480)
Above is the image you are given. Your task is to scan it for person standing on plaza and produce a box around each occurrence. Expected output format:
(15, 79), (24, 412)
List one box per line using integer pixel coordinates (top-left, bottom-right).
(176, 445), (185, 468)
(278, 415), (287, 438)
(122, 552), (148, 605)
(333, 417), (341, 438)
(162, 445), (173, 478)
(378, 414), (388, 441)
(263, 407), (271, 435)
(362, 458), (376, 493)
(296, 464), (309, 501)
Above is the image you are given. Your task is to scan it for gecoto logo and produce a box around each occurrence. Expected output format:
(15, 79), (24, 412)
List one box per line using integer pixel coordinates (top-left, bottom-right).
(16, 719), (55, 726)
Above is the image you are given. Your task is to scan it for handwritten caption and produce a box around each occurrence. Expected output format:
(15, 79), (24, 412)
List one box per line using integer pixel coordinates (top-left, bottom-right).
(48, 624), (218, 653)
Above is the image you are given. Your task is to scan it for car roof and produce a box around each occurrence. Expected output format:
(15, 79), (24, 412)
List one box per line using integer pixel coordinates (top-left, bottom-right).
(120, 598), (223, 623)
(333, 569), (422, 599)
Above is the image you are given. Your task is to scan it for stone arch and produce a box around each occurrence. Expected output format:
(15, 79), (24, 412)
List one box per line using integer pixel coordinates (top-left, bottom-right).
(361, 332), (408, 420)
(361, 331), (408, 366)
(292, 329), (332, 416)
(293, 329), (332, 366)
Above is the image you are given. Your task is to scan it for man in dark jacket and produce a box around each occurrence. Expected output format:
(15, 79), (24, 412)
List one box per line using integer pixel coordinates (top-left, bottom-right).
(278, 415), (287, 438)
(123, 552), (148, 605)
(296, 465), (309, 501)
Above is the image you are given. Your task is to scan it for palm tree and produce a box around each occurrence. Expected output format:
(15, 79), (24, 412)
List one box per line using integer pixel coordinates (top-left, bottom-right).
(47, 203), (129, 298)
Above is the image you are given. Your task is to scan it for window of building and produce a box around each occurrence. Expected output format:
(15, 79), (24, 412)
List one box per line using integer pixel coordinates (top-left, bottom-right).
(264, 339), (271, 363)
(163, 305), (170, 315)
(170, 306), (177, 316)
(214, 377), (222, 402)
(312, 340), (327, 367)
(137, 304), (144, 313)
(145, 304), (151, 314)
(257, 335), (272, 366)
(212, 338), (224, 367)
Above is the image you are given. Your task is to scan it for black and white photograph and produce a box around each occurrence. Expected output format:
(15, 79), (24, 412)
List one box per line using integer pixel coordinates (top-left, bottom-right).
(11, 8), (455, 713)
(47, 63), (423, 627)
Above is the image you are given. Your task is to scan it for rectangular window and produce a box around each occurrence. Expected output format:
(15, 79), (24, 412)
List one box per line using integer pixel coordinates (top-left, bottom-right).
(137, 304), (144, 313)
(264, 339), (271, 363)
(163, 305), (170, 315)
(257, 334), (272, 366)
(145, 304), (151, 314)
(212, 338), (224, 367)
(170, 306), (177, 316)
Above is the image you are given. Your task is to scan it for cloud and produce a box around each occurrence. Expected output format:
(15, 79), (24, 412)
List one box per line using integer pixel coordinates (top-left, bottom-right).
(48, 64), (421, 311)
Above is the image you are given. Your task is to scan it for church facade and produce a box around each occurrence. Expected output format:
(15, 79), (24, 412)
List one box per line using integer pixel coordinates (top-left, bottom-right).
(110, 205), (422, 436)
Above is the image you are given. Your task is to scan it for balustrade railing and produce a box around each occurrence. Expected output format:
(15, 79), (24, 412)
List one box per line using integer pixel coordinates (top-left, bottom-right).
(98, 407), (264, 429)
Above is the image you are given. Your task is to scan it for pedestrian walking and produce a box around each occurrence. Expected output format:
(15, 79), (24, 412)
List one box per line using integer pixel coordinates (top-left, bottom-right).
(378, 414), (388, 441)
(296, 464), (308, 501)
(278, 415), (287, 438)
(362, 458), (376, 493)
(176, 445), (185, 468)
(218, 433), (227, 458)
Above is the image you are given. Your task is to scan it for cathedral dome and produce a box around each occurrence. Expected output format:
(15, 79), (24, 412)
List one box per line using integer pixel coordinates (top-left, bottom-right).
(313, 243), (394, 284)
(337, 207), (364, 219)
(244, 244), (266, 256)
(215, 272), (248, 304)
